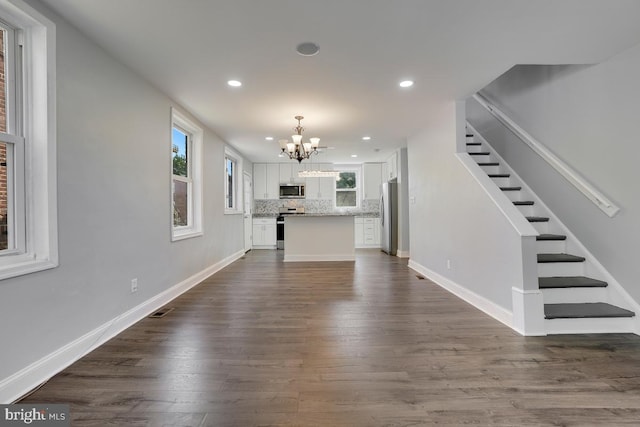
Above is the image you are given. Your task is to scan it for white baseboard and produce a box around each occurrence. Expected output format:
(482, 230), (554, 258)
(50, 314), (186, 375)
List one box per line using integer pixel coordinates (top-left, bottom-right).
(0, 249), (245, 404)
(396, 250), (410, 258)
(408, 259), (514, 330)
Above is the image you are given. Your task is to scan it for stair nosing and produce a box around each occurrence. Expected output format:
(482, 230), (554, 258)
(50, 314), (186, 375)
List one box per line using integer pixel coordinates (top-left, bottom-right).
(544, 302), (635, 319)
(537, 253), (586, 263)
(539, 276), (607, 289)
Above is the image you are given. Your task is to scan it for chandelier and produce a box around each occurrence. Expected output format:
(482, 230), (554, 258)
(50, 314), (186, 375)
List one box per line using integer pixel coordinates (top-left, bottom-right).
(278, 115), (320, 163)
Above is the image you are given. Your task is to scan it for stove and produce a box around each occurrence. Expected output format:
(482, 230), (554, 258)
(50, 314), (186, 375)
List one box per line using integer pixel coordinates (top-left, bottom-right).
(276, 207), (304, 249)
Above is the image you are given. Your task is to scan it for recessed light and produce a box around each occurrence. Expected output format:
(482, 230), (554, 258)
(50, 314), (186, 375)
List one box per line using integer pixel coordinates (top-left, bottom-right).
(296, 42), (320, 56)
(227, 80), (242, 87)
(399, 80), (414, 88)
(351, 154), (358, 158)
(265, 137), (274, 141)
(362, 136), (371, 141)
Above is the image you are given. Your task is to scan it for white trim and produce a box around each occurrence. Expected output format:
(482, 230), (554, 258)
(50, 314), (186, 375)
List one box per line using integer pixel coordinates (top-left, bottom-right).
(396, 250), (410, 258)
(224, 146), (243, 215)
(456, 149), (537, 238)
(0, 249), (245, 404)
(284, 254), (356, 262)
(0, 0), (58, 279)
(472, 92), (619, 218)
(408, 259), (514, 330)
(545, 317), (635, 335)
(170, 107), (203, 241)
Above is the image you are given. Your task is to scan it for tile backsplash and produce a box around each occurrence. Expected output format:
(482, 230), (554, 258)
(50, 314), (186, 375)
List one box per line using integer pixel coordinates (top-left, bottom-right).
(254, 199), (379, 216)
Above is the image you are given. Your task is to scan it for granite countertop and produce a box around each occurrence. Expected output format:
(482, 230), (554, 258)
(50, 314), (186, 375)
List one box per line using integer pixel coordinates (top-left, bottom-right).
(253, 212), (379, 218)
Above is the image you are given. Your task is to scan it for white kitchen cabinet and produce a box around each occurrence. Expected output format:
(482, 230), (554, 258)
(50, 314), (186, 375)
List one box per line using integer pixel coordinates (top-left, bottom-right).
(386, 151), (398, 180)
(253, 163), (279, 199)
(354, 216), (381, 248)
(279, 162), (304, 184)
(362, 163), (382, 200)
(252, 218), (276, 248)
(305, 163), (334, 200)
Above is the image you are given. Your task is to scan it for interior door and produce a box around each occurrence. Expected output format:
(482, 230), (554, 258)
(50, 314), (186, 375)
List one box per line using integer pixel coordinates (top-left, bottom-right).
(243, 172), (253, 251)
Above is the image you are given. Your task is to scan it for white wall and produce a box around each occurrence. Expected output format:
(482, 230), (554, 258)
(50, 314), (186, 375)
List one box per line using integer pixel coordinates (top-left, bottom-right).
(0, 1), (245, 399)
(467, 41), (640, 303)
(407, 102), (527, 316)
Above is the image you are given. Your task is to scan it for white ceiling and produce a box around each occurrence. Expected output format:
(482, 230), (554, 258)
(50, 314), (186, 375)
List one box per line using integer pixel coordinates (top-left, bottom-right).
(41, 0), (640, 163)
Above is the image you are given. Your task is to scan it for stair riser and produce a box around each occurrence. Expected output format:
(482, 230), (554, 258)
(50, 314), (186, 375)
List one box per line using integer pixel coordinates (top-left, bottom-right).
(542, 287), (608, 304)
(538, 262), (584, 277)
(516, 205), (534, 216)
(545, 317), (635, 335)
(531, 221), (549, 234)
(490, 177), (511, 187)
(502, 190), (525, 202)
(479, 165), (501, 175)
(466, 145), (484, 153)
(536, 240), (566, 253)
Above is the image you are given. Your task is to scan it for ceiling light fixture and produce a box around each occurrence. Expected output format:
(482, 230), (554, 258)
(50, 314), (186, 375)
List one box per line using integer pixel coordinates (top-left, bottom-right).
(298, 170), (340, 178)
(227, 80), (242, 87)
(296, 42), (320, 56)
(278, 116), (320, 163)
(399, 80), (414, 88)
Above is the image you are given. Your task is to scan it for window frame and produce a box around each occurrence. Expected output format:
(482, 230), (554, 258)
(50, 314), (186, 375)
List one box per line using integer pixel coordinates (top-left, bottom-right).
(0, 0), (57, 280)
(170, 108), (203, 241)
(334, 167), (360, 209)
(224, 146), (243, 215)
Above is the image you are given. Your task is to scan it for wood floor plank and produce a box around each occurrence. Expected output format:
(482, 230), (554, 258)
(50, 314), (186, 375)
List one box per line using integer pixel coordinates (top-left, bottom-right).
(19, 249), (640, 425)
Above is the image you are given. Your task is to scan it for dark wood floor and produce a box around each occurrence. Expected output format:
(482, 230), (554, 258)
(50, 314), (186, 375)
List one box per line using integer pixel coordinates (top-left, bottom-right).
(21, 249), (640, 426)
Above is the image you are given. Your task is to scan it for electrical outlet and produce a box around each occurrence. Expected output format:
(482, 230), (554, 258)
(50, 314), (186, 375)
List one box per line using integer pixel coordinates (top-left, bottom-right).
(130, 278), (138, 293)
(446, 259), (451, 270)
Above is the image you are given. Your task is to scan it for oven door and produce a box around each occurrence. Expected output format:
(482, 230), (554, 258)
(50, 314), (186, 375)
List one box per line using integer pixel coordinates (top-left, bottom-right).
(276, 216), (285, 250)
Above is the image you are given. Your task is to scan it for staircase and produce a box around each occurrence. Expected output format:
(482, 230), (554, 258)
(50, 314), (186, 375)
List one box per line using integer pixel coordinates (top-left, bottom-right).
(465, 127), (636, 334)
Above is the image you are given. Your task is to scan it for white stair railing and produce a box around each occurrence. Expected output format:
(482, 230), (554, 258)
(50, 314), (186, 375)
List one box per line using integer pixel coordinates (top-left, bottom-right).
(472, 92), (620, 218)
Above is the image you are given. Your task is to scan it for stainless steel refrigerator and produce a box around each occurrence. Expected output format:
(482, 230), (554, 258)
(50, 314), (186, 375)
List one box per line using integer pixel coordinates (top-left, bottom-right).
(380, 180), (398, 255)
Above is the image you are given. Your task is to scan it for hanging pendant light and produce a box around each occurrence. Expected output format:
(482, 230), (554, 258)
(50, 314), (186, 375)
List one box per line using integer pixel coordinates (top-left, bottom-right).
(278, 116), (320, 163)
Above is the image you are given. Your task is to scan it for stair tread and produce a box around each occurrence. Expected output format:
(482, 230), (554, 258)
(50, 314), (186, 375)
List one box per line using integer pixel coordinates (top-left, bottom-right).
(488, 174), (510, 178)
(478, 162), (499, 166)
(538, 253), (586, 263)
(466, 134), (473, 137)
(500, 186), (522, 191)
(514, 201), (534, 206)
(527, 216), (549, 222)
(545, 302), (634, 319)
(537, 233), (566, 241)
(466, 142), (482, 146)
(539, 276), (608, 289)
(469, 152), (490, 155)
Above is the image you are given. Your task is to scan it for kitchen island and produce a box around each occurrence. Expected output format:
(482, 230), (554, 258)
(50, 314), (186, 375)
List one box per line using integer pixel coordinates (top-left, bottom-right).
(284, 214), (355, 262)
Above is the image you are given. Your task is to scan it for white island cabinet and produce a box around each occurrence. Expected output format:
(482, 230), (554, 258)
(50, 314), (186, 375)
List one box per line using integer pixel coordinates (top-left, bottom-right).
(284, 215), (355, 262)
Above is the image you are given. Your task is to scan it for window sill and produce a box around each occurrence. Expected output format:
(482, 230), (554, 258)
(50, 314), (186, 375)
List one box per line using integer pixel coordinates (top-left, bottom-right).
(0, 257), (58, 281)
(224, 210), (243, 216)
(171, 229), (203, 242)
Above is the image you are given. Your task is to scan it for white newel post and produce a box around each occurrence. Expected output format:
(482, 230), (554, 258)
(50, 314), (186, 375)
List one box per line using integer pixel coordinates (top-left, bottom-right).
(512, 235), (546, 335)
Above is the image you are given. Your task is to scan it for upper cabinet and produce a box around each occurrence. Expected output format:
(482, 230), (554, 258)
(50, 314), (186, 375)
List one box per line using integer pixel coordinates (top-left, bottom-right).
(305, 163), (334, 200)
(362, 163), (383, 200)
(279, 162), (304, 184)
(253, 163), (280, 200)
(386, 151), (398, 181)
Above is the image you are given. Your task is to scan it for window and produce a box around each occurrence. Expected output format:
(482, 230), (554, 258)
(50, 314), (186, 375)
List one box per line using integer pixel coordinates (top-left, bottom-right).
(224, 147), (242, 214)
(335, 170), (359, 208)
(171, 108), (202, 241)
(0, 2), (57, 280)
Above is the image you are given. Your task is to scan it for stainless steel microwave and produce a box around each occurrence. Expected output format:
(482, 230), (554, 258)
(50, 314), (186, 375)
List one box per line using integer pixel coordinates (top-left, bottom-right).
(279, 184), (305, 199)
